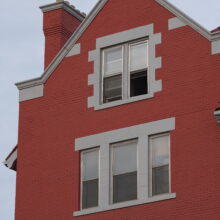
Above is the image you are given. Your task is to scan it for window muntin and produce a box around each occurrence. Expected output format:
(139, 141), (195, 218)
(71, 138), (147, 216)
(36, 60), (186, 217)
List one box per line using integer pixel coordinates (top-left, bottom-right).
(81, 149), (99, 209)
(102, 40), (148, 104)
(149, 133), (170, 196)
(111, 140), (137, 203)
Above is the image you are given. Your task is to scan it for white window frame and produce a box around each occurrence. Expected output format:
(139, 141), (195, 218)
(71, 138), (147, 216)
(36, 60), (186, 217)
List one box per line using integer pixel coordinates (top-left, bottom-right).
(80, 147), (100, 210)
(149, 133), (171, 197)
(101, 39), (149, 104)
(74, 117), (176, 216)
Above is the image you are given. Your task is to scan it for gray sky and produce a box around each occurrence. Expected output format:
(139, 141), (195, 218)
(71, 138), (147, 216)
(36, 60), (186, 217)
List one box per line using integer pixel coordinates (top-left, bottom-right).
(0, 1), (219, 219)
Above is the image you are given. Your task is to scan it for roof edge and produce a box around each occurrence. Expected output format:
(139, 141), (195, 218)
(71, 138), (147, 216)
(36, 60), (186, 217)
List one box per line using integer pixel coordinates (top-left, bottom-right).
(15, 0), (108, 90)
(15, 0), (220, 91)
(156, 0), (220, 40)
(4, 146), (17, 171)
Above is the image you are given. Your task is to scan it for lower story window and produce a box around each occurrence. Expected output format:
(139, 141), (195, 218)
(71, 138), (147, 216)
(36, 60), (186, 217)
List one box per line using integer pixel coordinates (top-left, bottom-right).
(149, 133), (170, 196)
(81, 149), (99, 209)
(111, 139), (137, 203)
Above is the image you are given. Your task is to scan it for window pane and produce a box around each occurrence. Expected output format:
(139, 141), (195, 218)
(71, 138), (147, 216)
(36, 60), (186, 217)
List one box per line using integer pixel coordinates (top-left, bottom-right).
(111, 140), (137, 203)
(112, 141), (137, 175)
(152, 165), (169, 195)
(82, 150), (99, 181)
(130, 42), (148, 72)
(82, 179), (98, 209)
(113, 171), (137, 203)
(104, 46), (123, 75)
(130, 70), (148, 97)
(151, 134), (169, 167)
(103, 75), (122, 103)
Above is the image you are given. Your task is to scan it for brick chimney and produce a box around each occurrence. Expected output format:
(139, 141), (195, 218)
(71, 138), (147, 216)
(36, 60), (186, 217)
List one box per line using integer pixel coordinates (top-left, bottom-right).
(40, 1), (85, 69)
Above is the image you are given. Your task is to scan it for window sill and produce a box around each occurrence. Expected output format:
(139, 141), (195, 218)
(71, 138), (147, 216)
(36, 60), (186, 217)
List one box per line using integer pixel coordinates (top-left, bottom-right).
(95, 93), (154, 110)
(73, 193), (176, 216)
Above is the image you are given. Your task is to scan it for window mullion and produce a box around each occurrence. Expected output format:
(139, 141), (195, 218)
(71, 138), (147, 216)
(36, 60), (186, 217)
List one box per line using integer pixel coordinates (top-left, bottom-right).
(99, 143), (110, 209)
(123, 44), (129, 99)
(137, 135), (149, 201)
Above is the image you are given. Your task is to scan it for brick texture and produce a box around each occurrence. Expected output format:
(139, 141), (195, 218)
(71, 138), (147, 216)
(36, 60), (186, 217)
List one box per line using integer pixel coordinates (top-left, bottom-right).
(15, 0), (220, 219)
(43, 8), (81, 69)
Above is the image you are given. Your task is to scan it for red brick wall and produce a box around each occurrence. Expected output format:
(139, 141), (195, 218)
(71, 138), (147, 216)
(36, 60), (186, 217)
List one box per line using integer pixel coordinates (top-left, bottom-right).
(43, 8), (81, 69)
(15, 0), (220, 219)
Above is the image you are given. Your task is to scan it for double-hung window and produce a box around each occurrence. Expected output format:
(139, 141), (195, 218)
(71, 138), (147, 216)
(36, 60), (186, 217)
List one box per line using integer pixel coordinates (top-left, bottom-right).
(81, 149), (99, 209)
(102, 40), (148, 103)
(111, 139), (137, 203)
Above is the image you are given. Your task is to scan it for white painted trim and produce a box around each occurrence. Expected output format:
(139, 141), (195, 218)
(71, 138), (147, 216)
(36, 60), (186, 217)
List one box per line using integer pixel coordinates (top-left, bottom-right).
(66, 43), (81, 57)
(19, 84), (44, 102)
(168, 17), (186, 30)
(4, 149), (17, 170)
(74, 117), (176, 216)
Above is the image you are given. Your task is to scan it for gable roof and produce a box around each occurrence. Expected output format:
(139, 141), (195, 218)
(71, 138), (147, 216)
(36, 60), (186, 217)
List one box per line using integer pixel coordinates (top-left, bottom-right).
(15, 0), (220, 90)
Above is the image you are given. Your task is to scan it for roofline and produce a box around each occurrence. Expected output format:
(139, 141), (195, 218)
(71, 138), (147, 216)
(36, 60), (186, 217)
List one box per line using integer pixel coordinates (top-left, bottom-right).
(15, 0), (220, 90)
(156, 0), (220, 41)
(15, 0), (108, 90)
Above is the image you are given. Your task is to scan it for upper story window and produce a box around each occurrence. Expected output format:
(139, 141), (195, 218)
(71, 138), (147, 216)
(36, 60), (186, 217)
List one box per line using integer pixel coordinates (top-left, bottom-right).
(88, 24), (162, 110)
(102, 40), (148, 103)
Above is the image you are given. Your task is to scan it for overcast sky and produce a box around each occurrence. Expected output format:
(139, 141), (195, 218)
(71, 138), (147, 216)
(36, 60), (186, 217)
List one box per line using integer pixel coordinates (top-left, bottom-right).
(0, 1), (220, 219)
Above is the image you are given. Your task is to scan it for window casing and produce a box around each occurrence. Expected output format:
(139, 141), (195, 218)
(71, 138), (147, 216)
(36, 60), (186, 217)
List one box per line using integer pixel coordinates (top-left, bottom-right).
(102, 39), (149, 104)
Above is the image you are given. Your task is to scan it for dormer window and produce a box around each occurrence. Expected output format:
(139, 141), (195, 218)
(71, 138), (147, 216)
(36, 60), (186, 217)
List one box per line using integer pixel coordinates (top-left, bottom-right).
(102, 40), (148, 103)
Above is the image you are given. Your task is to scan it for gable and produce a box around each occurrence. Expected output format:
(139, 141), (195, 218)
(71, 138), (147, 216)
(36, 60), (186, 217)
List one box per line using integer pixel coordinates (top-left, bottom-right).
(16, 0), (220, 102)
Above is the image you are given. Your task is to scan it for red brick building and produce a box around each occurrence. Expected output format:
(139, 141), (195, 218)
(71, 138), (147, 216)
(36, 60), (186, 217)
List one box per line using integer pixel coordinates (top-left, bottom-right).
(4, 0), (220, 219)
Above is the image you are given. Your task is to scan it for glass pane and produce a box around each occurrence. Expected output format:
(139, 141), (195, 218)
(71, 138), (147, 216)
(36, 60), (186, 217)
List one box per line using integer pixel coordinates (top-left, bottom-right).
(82, 179), (98, 209)
(82, 150), (99, 181)
(104, 47), (123, 75)
(151, 134), (169, 168)
(130, 42), (148, 72)
(113, 171), (137, 203)
(112, 140), (137, 175)
(103, 75), (122, 103)
(130, 70), (148, 97)
(152, 165), (169, 195)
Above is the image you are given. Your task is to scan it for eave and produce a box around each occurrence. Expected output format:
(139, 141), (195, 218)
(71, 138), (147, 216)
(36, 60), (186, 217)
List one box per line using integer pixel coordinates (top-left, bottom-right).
(4, 146), (17, 171)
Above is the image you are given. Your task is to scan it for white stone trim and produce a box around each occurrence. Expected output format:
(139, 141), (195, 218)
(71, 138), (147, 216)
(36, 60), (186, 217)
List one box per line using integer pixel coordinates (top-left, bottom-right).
(74, 193), (176, 216)
(74, 117), (176, 216)
(88, 24), (162, 110)
(168, 17), (186, 30)
(66, 43), (81, 57)
(19, 84), (44, 102)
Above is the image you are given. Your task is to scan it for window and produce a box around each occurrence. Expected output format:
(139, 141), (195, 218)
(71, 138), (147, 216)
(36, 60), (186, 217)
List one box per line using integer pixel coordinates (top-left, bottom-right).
(102, 40), (148, 103)
(149, 133), (170, 196)
(111, 139), (137, 203)
(74, 118), (175, 216)
(81, 149), (99, 209)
